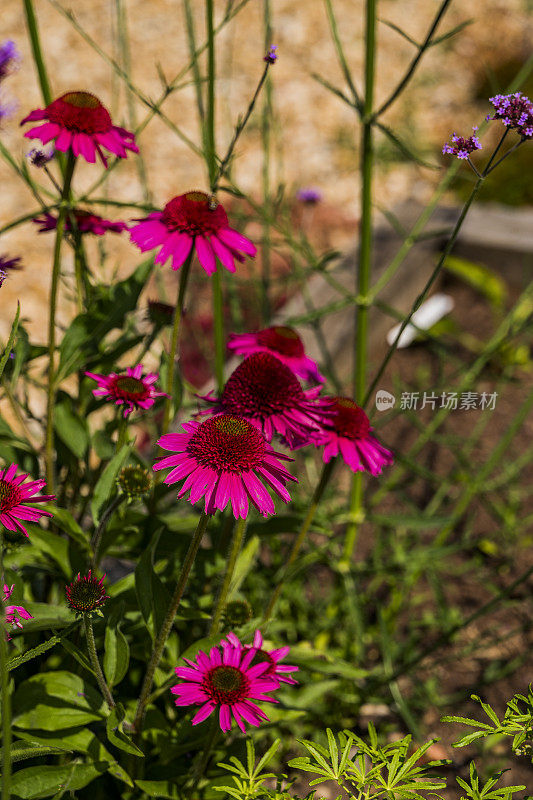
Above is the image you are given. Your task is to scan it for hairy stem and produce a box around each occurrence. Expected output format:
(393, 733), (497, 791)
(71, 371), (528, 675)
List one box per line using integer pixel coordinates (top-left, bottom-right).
(162, 251), (194, 435)
(84, 615), (115, 709)
(263, 460), (336, 623)
(344, 0), (377, 562)
(45, 152), (76, 491)
(133, 512), (209, 731)
(209, 517), (247, 636)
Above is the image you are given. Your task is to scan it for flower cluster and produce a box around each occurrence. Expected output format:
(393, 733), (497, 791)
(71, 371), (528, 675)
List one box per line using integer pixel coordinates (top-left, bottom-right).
(488, 92), (533, 138)
(171, 629), (296, 732)
(442, 127), (482, 159)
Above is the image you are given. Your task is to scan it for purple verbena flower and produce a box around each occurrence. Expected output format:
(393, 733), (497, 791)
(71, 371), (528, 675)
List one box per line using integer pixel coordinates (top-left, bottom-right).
(264, 45), (278, 64)
(0, 270), (6, 288)
(296, 187), (322, 204)
(0, 41), (19, 81)
(442, 126), (482, 159)
(0, 254), (22, 279)
(488, 92), (533, 139)
(27, 146), (55, 168)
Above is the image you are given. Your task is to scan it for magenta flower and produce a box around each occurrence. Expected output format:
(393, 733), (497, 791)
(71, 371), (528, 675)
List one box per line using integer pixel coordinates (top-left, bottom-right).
(85, 364), (167, 418)
(227, 326), (325, 384)
(34, 210), (127, 236)
(224, 630), (298, 685)
(442, 127), (482, 159)
(198, 353), (331, 448)
(488, 92), (533, 138)
(3, 585), (33, 639)
(171, 639), (280, 732)
(21, 91), (139, 167)
(311, 397), (393, 476)
(0, 464), (54, 536)
(129, 190), (257, 275)
(154, 415), (296, 519)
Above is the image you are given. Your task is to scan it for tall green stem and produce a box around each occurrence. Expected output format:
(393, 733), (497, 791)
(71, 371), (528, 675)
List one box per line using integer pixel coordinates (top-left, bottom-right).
(162, 251), (194, 435)
(204, 0), (225, 393)
(45, 153), (76, 491)
(261, 0), (273, 323)
(0, 534), (12, 800)
(133, 512), (209, 732)
(209, 517), (247, 636)
(263, 460), (336, 623)
(23, 0), (53, 106)
(344, 0), (377, 562)
(84, 616), (115, 709)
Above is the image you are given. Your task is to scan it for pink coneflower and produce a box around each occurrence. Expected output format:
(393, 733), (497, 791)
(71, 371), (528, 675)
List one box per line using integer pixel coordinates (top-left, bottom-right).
(3, 585), (33, 638)
(0, 464), (54, 536)
(224, 630), (298, 685)
(227, 326), (325, 384)
(65, 571), (108, 614)
(154, 415), (296, 519)
(311, 397), (393, 475)
(171, 639), (280, 732)
(34, 210), (127, 236)
(129, 190), (256, 275)
(198, 353), (331, 448)
(85, 364), (167, 418)
(21, 91), (138, 167)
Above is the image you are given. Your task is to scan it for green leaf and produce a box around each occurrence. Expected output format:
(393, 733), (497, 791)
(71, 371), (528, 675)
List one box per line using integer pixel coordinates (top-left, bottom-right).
(106, 703), (144, 757)
(10, 762), (107, 798)
(24, 526), (71, 577)
(228, 535), (259, 598)
(12, 671), (105, 731)
(443, 255), (507, 311)
(14, 727), (133, 787)
(7, 624), (78, 672)
(0, 301), (20, 380)
(135, 780), (181, 799)
(103, 615), (130, 688)
(44, 505), (89, 548)
(91, 442), (133, 525)
(54, 399), (89, 458)
(0, 740), (69, 764)
(134, 531), (170, 638)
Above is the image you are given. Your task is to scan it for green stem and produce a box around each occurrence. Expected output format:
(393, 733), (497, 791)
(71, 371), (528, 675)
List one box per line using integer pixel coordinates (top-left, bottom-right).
(261, 0), (273, 323)
(190, 713), (219, 792)
(162, 251), (194, 435)
(212, 270), (225, 393)
(23, 0), (53, 106)
(205, 0), (217, 190)
(209, 517), (247, 636)
(84, 616), (115, 709)
(45, 152), (76, 492)
(0, 534), (11, 800)
(345, 0), (376, 562)
(91, 495), (125, 568)
(116, 416), (129, 453)
(133, 512), (209, 732)
(263, 460), (336, 623)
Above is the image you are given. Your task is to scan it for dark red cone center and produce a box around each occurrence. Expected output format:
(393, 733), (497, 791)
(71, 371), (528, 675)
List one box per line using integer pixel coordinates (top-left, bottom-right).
(161, 191), (229, 236)
(66, 573), (107, 612)
(221, 353), (305, 418)
(257, 326), (305, 358)
(47, 91), (112, 134)
(330, 397), (371, 439)
(0, 479), (22, 512)
(187, 416), (267, 473)
(204, 665), (249, 704)
(112, 376), (150, 402)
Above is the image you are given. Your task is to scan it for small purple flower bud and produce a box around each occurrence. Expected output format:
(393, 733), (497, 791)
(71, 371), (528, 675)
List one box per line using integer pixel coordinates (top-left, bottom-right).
(442, 128), (482, 160)
(264, 45), (278, 64)
(0, 270), (6, 288)
(27, 146), (55, 167)
(296, 187), (322, 204)
(0, 41), (19, 81)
